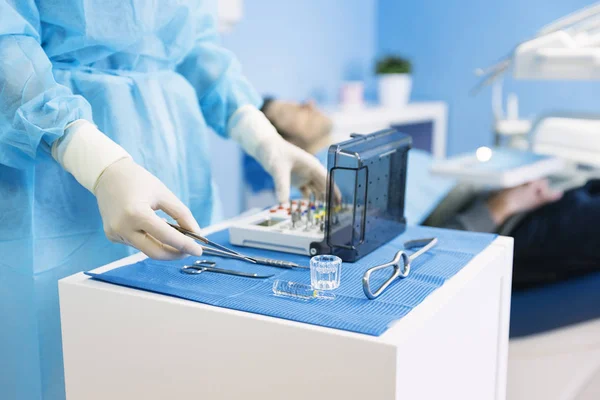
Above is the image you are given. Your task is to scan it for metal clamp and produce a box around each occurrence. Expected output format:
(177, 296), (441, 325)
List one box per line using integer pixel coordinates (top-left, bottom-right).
(362, 238), (438, 300)
(362, 251), (411, 299)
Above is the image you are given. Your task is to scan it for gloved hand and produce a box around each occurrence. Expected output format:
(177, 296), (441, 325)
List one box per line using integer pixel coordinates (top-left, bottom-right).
(94, 158), (205, 259)
(228, 105), (328, 203)
(52, 120), (204, 260)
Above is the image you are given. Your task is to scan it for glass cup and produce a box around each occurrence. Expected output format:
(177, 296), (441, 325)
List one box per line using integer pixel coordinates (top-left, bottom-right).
(310, 255), (342, 290)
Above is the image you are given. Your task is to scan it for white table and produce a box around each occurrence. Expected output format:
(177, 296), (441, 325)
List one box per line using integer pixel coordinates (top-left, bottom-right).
(59, 220), (513, 400)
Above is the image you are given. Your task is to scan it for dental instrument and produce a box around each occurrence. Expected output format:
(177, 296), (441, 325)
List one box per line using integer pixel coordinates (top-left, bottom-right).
(200, 247), (258, 263)
(251, 256), (308, 270)
(167, 222), (256, 263)
(202, 247), (308, 269)
(362, 238), (438, 300)
(181, 260), (274, 279)
(167, 222), (310, 270)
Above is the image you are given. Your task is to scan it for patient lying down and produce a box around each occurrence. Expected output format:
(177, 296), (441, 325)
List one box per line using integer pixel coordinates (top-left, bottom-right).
(423, 178), (600, 289)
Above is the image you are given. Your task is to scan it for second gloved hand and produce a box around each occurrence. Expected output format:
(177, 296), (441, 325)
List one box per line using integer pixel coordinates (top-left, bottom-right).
(53, 120), (205, 260)
(228, 105), (328, 203)
(257, 137), (328, 203)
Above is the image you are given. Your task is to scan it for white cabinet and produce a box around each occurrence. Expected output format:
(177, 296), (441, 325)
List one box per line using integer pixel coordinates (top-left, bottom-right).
(59, 220), (512, 400)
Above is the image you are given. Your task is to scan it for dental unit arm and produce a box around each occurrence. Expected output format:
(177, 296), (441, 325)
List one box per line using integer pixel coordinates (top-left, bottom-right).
(474, 2), (600, 87)
(472, 3), (600, 177)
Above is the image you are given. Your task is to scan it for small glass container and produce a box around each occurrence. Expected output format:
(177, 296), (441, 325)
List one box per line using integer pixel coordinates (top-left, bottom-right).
(272, 280), (335, 301)
(310, 255), (342, 290)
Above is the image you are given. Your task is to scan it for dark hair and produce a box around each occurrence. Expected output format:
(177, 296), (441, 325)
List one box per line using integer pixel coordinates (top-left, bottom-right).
(260, 96), (275, 113)
(260, 96), (291, 139)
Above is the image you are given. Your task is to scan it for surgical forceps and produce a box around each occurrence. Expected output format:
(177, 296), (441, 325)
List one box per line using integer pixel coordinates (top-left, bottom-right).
(167, 222), (257, 264)
(168, 221), (308, 269)
(362, 238), (438, 300)
(181, 260), (274, 279)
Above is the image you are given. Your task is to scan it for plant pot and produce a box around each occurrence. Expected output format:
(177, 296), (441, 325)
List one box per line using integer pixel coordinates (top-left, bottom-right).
(378, 73), (412, 107)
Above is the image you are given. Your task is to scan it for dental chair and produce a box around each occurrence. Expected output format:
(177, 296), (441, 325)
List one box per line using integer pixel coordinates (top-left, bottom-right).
(507, 114), (600, 400)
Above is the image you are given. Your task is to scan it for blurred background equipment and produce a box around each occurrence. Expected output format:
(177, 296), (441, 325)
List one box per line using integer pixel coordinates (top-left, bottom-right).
(430, 147), (568, 189)
(217, 0), (244, 33)
(474, 2), (600, 88)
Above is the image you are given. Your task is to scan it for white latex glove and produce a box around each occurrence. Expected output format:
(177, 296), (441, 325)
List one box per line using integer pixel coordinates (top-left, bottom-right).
(52, 120), (204, 260)
(228, 105), (328, 203)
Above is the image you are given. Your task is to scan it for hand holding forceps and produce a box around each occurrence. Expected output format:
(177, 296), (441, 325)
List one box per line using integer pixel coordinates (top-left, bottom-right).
(167, 221), (307, 269)
(362, 238), (438, 300)
(166, 221), (256, 263)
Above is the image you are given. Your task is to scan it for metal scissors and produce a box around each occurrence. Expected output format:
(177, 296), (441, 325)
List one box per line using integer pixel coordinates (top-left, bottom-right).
(362, 238), (438, 300)
(181, 260), (274, 279)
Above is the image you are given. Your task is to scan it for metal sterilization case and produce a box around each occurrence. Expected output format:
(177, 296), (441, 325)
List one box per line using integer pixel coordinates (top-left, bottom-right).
(228, 129), (412, 262)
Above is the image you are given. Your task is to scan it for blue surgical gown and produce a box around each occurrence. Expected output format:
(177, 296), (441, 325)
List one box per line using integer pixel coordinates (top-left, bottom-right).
(0, 1), (261, 399)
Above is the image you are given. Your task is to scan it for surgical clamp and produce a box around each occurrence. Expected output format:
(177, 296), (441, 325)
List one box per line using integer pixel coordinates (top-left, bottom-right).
(362, 238), (438, 300)
(181, 260), (274, 279)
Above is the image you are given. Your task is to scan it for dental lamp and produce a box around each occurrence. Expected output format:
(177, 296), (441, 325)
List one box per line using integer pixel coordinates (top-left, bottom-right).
(474, 2), (600, 169)
(475, 2), (600, 86)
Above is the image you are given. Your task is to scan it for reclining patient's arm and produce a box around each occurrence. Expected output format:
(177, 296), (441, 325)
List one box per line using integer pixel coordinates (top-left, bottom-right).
(440, 179), (563, 233)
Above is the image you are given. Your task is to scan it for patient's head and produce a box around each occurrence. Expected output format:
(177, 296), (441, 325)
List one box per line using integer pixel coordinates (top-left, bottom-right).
(262, 98), (333, 155)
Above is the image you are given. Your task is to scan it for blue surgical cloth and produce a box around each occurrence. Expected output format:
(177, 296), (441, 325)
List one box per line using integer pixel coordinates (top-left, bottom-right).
(0, 1), (261, 399)
(87, 227), (497, 336)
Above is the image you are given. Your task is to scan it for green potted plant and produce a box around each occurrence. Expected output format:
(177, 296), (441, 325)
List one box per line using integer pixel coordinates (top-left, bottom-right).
(376, 56), (412, 107)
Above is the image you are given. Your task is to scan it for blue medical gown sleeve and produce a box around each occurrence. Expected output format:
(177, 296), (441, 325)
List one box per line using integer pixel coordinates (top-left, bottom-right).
(176, 9), (262, 137)
(0, 1), (93, 169)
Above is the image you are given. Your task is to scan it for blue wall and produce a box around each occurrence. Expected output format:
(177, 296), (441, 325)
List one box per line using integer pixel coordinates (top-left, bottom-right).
(377, 0), (600, 155)
(223, 0), (377, 103)
(211, 0), (377, 218)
